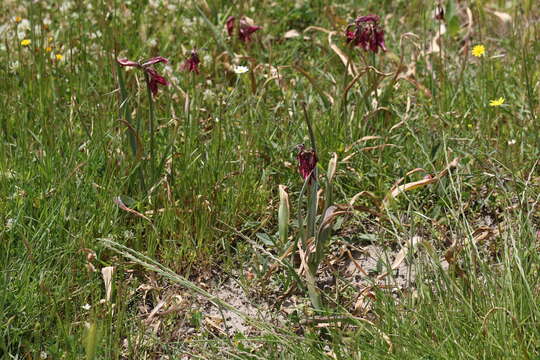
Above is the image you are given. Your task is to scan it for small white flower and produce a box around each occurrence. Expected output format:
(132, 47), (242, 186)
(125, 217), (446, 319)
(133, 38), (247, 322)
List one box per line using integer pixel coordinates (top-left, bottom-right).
(1, 169), (16, 179)
(508, 139), (516, 145)
(203, 89), (215, 100)
(89, 30), (102, 39)
(40, 351), (48, 359)
(82, 303), (91, 310)
(0, 24), (9, 37)
(18, 19), (31, 32)
(6, 218), (15, 230)
(33, 25), (42, 37)
(233, 65), (249, 74)
(9, 61), (20, 70)
(60, 2), (72, 12)
(149, 0), (160, 9)
(182, 17), (194, 27)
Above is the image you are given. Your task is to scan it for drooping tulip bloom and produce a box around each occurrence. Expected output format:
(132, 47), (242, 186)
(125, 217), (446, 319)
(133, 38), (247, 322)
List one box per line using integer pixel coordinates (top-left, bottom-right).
(117, 56), (169, 96)
(180, 50), (201, 74)
(296, 144), (318, 183)
(238, 17), (261, 42)
(225, 16), (261, 43)
(345, 14), (386, 53)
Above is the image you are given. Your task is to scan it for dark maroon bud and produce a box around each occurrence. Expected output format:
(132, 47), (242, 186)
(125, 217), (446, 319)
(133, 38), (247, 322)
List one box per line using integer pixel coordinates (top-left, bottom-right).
(296, 145), (318, 183)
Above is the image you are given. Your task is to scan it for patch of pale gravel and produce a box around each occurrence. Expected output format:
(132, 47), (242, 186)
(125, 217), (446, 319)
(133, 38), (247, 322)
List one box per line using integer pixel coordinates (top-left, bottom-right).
(203, 278), (281, 334)
(137, 236), (452, 342)
(342, 243), (417, 290)
(188, 239), (427, 334)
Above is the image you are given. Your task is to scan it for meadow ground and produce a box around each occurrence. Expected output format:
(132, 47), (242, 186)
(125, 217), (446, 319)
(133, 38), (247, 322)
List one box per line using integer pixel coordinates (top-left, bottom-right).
(1, 0), (539, 358)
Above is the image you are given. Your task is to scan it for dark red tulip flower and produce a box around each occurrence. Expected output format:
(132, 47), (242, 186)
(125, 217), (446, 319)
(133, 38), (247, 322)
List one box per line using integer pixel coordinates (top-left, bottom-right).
(117, 56), (169, 96)
(226, 16), (261, 43)
(346, 14), (387, 53)
(181, 50), (201, 74)
(296, 144), (318, 183)
(238, 17), (261, 42)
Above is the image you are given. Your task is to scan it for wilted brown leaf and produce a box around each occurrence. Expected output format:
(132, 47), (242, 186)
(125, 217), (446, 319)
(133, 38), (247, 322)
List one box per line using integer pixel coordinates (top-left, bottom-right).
(383, 158), (459, 206)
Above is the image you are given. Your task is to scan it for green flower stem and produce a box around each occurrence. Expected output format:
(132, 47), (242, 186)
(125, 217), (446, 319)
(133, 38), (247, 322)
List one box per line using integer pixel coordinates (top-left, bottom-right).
(144, 71), (156, 182)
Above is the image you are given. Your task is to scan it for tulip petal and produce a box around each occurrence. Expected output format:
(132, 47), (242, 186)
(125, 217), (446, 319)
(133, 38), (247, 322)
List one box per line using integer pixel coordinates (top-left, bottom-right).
(145, 68), (168, 86)
(297, 145), (318, 182)
(239, 17), (261, 42)
(226, 16), (236, 36)
(142, 56), (169, 67)
(116, 58), (141, 67)
(147, 78), (159, 96)
(181, 51), (201, 74)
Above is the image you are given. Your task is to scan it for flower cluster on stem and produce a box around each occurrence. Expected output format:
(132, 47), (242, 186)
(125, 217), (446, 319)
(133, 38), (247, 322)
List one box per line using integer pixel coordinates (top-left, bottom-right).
(180, 50), (201, 74)
(345, 15), (386, 53)
(226, 16), (261, 43)
(117, 56), (169, 96)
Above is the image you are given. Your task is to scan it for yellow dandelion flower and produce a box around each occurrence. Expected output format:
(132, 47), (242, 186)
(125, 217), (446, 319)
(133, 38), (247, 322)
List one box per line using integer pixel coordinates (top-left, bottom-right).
(472, 45), (485, 57)
(45, 46), (52, 52)
(55, 54), (64, 61)
(15, 16), (22, 23)
(489, 97), (505, 107)
(20, 39), (31, 46)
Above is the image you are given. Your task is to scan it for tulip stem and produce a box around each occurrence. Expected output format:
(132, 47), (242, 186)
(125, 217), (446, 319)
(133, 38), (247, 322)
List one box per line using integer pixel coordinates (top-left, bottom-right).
(300, 102), (322, 309)
(117, 62), (137, 159)
(117, 62), (146, 191)
(144, 72), (156, 183)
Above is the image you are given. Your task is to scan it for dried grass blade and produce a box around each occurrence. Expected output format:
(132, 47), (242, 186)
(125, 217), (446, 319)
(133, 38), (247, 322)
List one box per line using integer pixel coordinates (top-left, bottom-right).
(113, 196), (153, 223)
(383, 158), (459, 205)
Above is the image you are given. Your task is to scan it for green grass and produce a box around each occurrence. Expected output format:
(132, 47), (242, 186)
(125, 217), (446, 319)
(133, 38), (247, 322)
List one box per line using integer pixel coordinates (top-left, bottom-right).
(1, 0), (539, 358)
